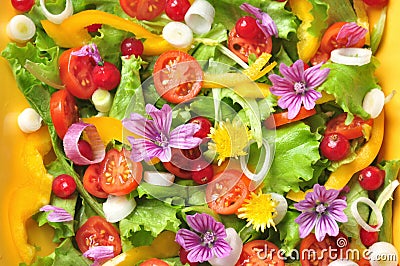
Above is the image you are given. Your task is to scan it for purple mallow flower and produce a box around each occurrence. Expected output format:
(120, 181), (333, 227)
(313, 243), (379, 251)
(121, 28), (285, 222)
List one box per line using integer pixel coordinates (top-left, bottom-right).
(240, 3), (278, 38)
(175, 213), (232, 263)
(71, 43), (103, 65)
(294, 184), (348, 242)
(336, 22), (367, 47)
(40, 205), (73, 222)
(123, 104), (202, 162)
(83, 246), (114, 266)
(269, 60), (330, 119)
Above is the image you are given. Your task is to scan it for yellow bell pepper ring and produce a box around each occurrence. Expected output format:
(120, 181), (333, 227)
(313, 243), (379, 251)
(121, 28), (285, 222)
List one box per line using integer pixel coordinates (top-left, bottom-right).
(41, 10), (175, 55)
(103, 231), (180, 266)
(287, 111), (384, 202)
(9, 126), (54, 264)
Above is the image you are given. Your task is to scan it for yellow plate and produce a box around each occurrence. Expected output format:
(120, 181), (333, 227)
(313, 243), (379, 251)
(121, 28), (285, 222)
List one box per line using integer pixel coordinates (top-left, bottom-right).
(1, 0), (400, 265)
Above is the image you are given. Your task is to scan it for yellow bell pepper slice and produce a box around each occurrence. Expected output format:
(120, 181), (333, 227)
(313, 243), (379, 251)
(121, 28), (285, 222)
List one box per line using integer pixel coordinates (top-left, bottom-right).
(289, 0), (320, 62)
(9, 126), (54, 264)
(103, 231), (180, 266)
(41, 10), (175, 55)
(82, 116), (126, 144)
(287, 111), (384, 202)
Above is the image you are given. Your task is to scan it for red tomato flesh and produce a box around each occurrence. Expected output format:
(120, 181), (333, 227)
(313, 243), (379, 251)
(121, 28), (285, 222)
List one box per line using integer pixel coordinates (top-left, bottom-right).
(50, 89), (79, 139)
(325, 113), (373, 140)
(153, 50), (203, 104)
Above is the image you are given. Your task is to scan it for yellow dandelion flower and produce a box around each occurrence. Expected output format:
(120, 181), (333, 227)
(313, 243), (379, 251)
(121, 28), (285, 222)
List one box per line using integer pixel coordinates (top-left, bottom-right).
(208, 119), (251, 165)
(237, 191), (278, 233)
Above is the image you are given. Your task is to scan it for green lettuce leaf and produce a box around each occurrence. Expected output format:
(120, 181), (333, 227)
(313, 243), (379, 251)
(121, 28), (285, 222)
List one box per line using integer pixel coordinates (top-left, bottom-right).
(374, 160), (400, 243)
(24, 239), (91, 266)
(306, 0), (329, 37)
(119, 199), (181, 251)
(276, 211), (301, 256)
(1, 34), (61, 125)
(340, 177), (368, 239)
(319, 59), (380, 121)
(109, 56), (146, 119)
(263, 122), (321, 194)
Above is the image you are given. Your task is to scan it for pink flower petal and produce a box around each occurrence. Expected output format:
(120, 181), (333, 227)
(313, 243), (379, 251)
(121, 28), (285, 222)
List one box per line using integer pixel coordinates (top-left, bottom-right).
(175, 228), (202, 250)
(336, 22), (367, 47)
(280, 60), (304, 83)
(83, 246), (114, 262)
(169, 124), (202, 149)
(40, 205), (73, 222)
(146, 104), (172, 134)
(71, 43), (103, 65)
(188, 245), (213, 263)
(122, 114), (159, 140)
(240, 3), (278, 37)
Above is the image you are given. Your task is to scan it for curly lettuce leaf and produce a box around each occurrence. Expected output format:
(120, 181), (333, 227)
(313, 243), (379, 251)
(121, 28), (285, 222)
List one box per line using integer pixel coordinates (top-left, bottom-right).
(276, 211), (301, 256)
(263, 122), (321, 194)
(109, 56), (146, 119)
(306, 0), (329, 37)
(1, 31), (61, 124)
(319, 59), (380, 121)
(119, 199), (181, 251)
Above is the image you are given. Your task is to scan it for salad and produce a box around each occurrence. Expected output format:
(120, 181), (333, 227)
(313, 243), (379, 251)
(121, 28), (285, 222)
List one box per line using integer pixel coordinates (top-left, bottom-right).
(1, 0), (400, 265)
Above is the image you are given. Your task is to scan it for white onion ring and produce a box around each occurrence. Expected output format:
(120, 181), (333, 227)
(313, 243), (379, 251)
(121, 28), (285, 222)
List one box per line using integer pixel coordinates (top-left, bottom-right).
(103, 195), (136, 223)
(240, 138), (272, 189)
(350, 196), (383, 232)
(143, 171), (175, 187)
(40, 0), (73, 24)
(63, 122), (105, 165)
(330, 48), (372, 66)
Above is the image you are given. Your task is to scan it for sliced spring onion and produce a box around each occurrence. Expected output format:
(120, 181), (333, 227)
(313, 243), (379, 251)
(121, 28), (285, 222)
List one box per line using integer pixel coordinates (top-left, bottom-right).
(17, 108), (43, 133)
(143, 171), (175, 187)
(63, 122), (105, 165)
(6, 15), (36, 43)
(270, 193), (288, 225)
(40, 0), (73, 24)
(184, 0), (215, 34)
(376, 180), (399, 212)
(368, 242), (399, 266)
(363, 88), (385, 119)
(240, 139), (272, 188)
(330, 48), (372, 66)
(162, 21), (193, 48)
(217, 44), (248, 69)
(208, 228), (243, 266)
(92, 89), (113, 113)
(103, 195), (136, 223)
(384, 90), (396, 104)
(350, 196), (383, 232)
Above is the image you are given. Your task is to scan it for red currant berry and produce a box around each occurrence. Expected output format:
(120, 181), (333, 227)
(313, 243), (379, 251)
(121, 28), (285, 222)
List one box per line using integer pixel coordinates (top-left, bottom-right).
(11, 0), (34, 12)
(120, 37), (144, 57)
(358, 166), (385, 191)
(235, 16), (261, 39)
(52, 174), (77, 198)
(320, 132), (350, 161)
(165, 0), (191, 22)
(92, 62), (121, 91)
(77, 139), (93, 161)
(86, 23), (102, 33)
(360, 226), (379, 247)
(189, 116), (212, 139)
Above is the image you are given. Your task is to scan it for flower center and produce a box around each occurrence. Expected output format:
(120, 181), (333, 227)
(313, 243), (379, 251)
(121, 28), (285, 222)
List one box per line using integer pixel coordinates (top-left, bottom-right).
(315, 203), (327, 214)
(202, 231), (216, 247)
(294, 82), (307, 94)
(155, 132), (169, 147)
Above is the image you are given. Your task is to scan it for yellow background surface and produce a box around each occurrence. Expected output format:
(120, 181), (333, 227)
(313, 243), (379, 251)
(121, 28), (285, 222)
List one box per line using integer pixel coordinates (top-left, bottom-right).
(0, 0), (399, 265)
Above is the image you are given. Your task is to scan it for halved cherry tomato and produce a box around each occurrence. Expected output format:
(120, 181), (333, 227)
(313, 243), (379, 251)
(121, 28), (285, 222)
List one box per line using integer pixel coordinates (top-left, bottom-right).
(310, 49), (330, 66)
(228, 27), (273, 63)
(153, 50), (203, 104)
(140, 258), (169, 266)
(59, 48), (98, 99)
(50, 89), (79, 139)
(325, 113), (374, 140)
(76, 216), (122, 258)
(363, 0), (388, 7)
(300, 232), (349, 266)
(120, 0), (165, 21)
(162, 148), (193, 179)
(320, 22), (366, 55)
(99, 149), (143, 196)
(236, 240), (285, 266)
(205, 170), (249, 215)
(83, 164), (109, 199)
(264, 107), (317, 129)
